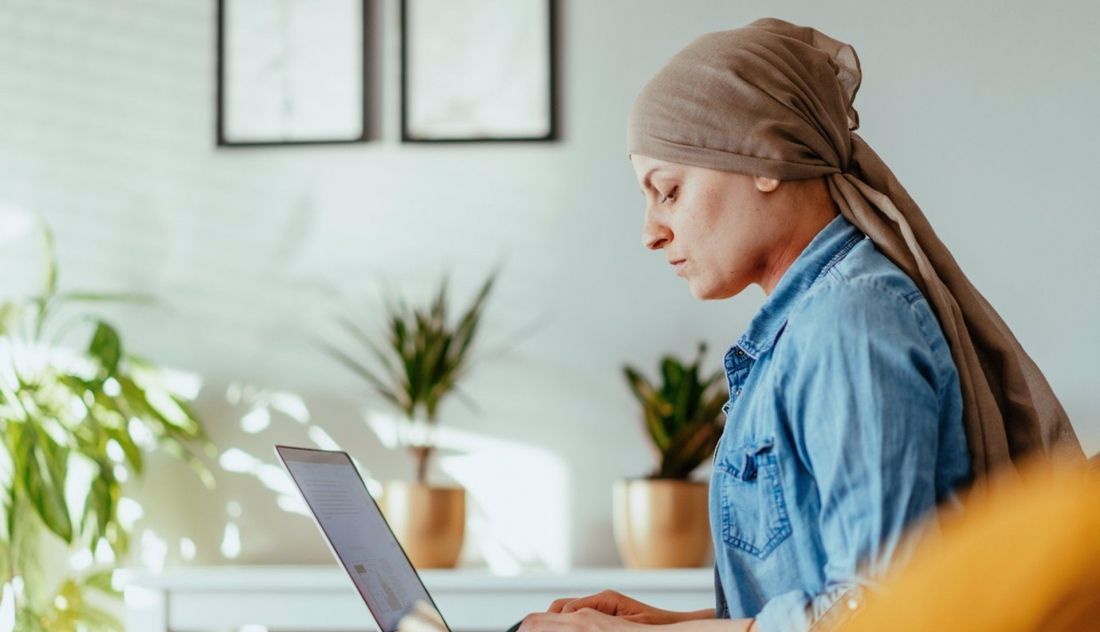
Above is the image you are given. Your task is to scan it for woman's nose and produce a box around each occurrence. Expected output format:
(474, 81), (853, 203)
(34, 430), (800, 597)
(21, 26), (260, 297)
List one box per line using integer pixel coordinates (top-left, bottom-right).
(642, 210), (671, 250)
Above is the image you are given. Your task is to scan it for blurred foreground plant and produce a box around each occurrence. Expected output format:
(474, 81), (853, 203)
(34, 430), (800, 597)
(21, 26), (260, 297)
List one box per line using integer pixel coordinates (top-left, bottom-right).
(0, 221), (214, 630)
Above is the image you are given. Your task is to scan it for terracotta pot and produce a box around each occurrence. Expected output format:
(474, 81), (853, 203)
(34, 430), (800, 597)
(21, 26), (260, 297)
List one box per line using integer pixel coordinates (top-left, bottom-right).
(612, 478), (711, 568)
(379, 481), (465, 569)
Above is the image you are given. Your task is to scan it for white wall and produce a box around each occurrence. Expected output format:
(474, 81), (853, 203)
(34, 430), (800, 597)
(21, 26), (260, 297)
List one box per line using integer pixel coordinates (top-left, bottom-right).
(0, 0), (1097, 570)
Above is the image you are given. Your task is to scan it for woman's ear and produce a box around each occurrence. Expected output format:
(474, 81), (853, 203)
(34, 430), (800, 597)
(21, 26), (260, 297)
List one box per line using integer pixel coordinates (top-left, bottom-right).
(754, 176), (781, 192)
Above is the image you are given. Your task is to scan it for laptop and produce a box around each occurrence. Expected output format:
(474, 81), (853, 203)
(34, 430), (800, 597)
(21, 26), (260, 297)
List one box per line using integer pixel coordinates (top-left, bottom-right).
(275, 445), (525, 632)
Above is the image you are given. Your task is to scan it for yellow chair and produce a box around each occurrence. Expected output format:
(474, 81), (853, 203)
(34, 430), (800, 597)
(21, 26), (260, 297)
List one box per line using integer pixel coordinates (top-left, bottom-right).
(829, 454), (1100, 632)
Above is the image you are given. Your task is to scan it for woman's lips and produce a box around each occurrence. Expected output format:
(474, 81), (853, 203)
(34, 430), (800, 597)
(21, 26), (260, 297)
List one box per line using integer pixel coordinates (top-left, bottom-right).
(671, 259), (687, 275)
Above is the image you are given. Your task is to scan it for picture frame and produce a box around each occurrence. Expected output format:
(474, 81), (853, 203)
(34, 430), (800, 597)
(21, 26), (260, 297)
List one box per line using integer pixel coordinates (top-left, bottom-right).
(400, 0), (558, 143)
(216, 0), (371, 147)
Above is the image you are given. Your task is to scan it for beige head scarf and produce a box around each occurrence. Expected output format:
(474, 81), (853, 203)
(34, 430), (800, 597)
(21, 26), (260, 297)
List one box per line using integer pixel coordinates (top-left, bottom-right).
(628, 17), (1084, 482)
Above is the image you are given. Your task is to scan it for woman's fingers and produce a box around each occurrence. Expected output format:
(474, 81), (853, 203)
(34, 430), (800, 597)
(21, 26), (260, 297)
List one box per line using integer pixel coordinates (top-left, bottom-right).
(522, 608), (642, 632)
(547, 591), (620, 615)
(560, 590), (632, 615)
(547, 597), (578, 613)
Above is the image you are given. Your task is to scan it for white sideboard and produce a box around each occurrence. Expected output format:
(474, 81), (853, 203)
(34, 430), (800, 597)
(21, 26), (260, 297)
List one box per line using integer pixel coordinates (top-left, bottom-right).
(122, 566), (716, 631)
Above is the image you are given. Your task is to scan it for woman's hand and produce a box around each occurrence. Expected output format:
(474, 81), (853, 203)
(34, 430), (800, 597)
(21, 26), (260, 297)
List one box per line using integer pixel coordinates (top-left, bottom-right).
(544, 589), (698, 625)
(518, 606), (651, 632)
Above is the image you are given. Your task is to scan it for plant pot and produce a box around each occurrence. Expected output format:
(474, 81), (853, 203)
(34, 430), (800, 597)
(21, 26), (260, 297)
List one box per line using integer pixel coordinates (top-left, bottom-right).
(378, 481), (466, 569)
(612, 478), (711, 568)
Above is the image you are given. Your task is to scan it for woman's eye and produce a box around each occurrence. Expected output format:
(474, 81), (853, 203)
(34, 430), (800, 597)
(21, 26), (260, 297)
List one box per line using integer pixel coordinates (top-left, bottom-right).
(660, 187), (678, 204)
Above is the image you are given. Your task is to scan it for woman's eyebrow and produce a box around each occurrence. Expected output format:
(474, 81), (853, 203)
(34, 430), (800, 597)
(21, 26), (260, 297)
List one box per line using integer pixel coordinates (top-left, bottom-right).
(641, 167), (670, 194)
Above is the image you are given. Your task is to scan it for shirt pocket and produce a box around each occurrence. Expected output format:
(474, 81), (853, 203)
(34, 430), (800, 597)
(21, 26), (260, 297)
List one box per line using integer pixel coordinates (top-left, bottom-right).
(715, 436), (792, 560)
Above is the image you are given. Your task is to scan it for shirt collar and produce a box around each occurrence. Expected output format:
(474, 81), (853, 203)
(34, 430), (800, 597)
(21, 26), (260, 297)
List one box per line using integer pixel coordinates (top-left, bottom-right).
(735, 214), (865, 359)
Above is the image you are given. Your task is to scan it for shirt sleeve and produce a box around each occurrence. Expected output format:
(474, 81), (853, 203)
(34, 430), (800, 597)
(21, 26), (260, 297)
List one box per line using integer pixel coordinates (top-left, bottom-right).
(753, 279), (953, 632)
(713, 564), (730, 618)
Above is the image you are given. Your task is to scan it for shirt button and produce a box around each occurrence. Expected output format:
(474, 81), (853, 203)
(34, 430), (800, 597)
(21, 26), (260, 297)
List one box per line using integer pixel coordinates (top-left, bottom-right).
(735, 387), (742, 396)
(734, 348), (745, 357)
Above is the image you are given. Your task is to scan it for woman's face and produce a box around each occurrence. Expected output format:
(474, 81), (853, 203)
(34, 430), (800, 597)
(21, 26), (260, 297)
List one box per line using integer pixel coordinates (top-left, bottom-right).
(630, 153), (789, 300)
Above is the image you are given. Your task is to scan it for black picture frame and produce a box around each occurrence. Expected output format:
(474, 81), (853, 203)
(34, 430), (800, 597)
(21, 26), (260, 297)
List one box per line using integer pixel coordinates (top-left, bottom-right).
(400, 0), (558, 143)
(216, 0), (373, 147)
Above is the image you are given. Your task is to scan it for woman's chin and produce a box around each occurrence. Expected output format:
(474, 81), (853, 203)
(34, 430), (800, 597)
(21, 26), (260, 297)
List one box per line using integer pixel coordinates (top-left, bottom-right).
(688, 277), (742, 301)
(686, 279), (718, 300)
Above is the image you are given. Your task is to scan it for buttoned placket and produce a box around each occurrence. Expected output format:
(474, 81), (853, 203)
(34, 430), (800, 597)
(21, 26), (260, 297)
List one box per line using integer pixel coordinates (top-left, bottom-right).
(715, 345), (753, 466)
(723, 345), (753, 410)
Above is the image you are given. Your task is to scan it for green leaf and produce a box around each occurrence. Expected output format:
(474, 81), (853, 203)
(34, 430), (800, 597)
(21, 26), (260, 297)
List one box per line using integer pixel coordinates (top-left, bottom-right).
(0, 218), (214, 615)
(40, 218), (58, 297)
(22, 426), (74, 542)
(0, 300), (19, 337)
(108, 423), (143, 475)
(316, 340), (406, 413)
(56, 290), (157, 306)
(56, 372), (89, 396)
(88, 321), (122, 376)
(116, 374), (200, 436)
(659, 356), (684, 401)
(450, 272), (495, 366)
(623, 365), (654, 405)
(627, 342), (727, 479)
(669, 360), (698, 433)
(334, 314), (400, 380)
(82, 569), (120, 596)
(325, 269), (496, 424)
(81, 469), (118, 542)
(660, 418), (722, 478)
(624, 366), (672, 451)
(48, 577), (124, 630)
(430, 275), (449, 328)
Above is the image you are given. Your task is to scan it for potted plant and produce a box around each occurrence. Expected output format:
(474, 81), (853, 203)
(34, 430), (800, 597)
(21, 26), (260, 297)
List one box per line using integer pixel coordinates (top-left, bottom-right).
(0, 221), (213, 629)
(319, 272), (495, 568)
(614, 342), (727, 568)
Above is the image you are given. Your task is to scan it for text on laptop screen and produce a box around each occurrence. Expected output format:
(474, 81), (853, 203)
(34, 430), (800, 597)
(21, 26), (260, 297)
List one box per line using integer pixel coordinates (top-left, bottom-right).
(280, 449), (437, 632)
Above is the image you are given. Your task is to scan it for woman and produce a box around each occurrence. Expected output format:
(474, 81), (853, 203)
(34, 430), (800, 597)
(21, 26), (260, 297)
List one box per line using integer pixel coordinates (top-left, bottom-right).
(518, 17), (1083, 632)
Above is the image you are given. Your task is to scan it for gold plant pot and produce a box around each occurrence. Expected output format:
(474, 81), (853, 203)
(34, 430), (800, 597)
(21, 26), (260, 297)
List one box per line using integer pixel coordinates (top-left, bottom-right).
(612, 478), (711, 568)
(379, 481), (466, 569)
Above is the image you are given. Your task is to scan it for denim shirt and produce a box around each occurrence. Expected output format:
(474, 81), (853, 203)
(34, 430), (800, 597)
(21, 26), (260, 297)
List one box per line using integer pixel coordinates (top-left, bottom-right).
(709, 214), (973, 631)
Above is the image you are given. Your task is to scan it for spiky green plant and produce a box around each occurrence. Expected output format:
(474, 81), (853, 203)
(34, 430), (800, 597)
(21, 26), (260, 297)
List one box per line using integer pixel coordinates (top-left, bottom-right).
(0, 220), (214, 630)
(320, 272), (496, 484)
(623, 343), (728, 479)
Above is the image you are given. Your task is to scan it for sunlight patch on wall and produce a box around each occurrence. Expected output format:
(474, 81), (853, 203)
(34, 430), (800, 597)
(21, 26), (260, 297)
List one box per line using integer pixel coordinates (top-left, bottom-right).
(140, 530), (167, 572)
(365, 411), (571, 573)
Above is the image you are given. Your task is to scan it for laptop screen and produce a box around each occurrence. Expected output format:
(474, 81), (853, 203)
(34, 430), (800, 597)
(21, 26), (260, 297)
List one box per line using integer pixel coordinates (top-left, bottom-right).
(276, 446), (448, 632)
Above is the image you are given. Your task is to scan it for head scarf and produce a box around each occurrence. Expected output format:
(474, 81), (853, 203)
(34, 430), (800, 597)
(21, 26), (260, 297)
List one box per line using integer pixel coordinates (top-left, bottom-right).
(627, 17), (1084, 483)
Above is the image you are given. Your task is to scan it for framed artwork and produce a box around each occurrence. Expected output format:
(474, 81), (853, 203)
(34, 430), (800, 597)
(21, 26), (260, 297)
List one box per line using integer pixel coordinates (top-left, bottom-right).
(400, 0), (557, 143)
(216, 0), (369, 146)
